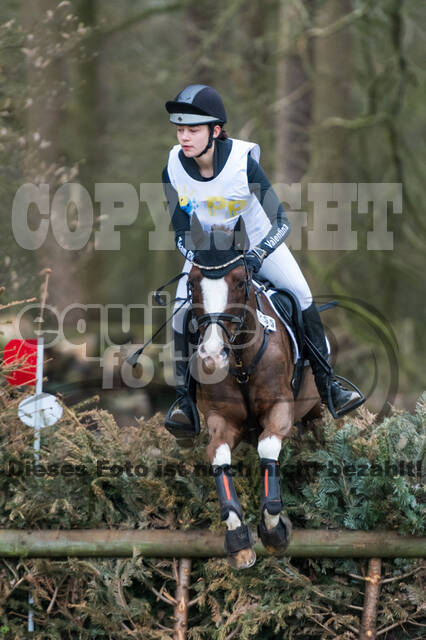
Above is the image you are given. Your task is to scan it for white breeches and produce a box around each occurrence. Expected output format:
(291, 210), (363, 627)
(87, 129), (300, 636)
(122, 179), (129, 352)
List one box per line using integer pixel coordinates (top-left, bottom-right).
(172, 242), (312, 334)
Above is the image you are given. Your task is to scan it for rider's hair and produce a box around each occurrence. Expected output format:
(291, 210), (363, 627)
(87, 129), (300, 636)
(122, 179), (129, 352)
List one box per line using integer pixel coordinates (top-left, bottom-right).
(217, 125), (229, 140)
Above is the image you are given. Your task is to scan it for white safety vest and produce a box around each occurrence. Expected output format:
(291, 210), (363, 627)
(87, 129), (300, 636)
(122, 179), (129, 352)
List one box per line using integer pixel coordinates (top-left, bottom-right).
(166, 138), (272, 248)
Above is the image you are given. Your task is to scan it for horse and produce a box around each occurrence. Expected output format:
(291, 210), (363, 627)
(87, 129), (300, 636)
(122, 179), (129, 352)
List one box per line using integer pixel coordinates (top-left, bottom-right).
(184, 217), (322, 570)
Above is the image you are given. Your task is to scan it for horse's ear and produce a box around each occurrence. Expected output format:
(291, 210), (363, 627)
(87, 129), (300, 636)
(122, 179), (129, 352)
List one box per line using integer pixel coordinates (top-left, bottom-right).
(190, 214), (208, 250)
(233, 216), (250, 251)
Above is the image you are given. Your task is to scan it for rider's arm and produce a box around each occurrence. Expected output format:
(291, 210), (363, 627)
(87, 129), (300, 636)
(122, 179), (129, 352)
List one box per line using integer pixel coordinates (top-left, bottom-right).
(162, 166), (194, 261)
(247, 156), (291, 255)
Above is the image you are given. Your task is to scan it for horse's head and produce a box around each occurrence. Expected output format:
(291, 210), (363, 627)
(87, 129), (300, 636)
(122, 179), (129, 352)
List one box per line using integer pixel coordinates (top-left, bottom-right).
(188, 216), (253, 376)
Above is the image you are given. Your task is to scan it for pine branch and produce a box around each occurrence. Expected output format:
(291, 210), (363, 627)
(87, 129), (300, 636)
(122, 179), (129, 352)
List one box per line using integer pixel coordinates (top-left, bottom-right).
(381, 565), (424, 584)
(225, 624), (243, 640)
(145, 559), (174, 581)
(306, 613), (338, 637)
(376, 611), (426, 637)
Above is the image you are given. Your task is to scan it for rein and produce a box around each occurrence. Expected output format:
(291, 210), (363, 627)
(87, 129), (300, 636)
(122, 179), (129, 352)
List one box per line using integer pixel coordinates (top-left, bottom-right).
(227, 285), (271, 384)
(126, 271), (189, 367)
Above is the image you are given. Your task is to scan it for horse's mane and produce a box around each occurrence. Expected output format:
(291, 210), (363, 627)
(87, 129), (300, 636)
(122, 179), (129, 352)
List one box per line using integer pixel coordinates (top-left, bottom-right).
(210, 224), (233, 233)
(190, 217), (248, 276)
(193, 227), (245, 276)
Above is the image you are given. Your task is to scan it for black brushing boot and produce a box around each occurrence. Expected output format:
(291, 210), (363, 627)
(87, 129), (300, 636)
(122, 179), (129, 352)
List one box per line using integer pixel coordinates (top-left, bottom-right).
(302, 302), (365, 418)
(257, 458), (292, 554)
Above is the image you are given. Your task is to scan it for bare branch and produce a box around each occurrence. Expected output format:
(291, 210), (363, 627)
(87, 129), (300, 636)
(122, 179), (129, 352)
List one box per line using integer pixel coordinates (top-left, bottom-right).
(319, 113), (388, 130)
(381, 565), (425, 584)
(306, 5), (370, 39)
(95, 2), (181, 40)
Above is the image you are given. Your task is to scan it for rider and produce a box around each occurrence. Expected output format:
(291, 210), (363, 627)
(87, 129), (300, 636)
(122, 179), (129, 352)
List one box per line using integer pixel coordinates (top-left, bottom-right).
(162, 84), (364, 434)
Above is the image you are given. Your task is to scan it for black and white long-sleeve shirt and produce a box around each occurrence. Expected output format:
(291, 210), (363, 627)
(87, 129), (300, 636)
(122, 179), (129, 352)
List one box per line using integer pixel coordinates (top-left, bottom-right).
(162, 137), (290, 260)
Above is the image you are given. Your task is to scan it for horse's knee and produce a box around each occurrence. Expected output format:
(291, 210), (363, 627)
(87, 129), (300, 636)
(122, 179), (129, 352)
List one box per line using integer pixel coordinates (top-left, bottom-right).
(206, 416), (240, 464)
(261, 401), (294, 438)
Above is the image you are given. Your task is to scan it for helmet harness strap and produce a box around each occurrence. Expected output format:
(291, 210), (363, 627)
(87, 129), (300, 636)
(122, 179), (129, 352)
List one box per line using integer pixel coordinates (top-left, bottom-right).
(195, 122), (216, 158)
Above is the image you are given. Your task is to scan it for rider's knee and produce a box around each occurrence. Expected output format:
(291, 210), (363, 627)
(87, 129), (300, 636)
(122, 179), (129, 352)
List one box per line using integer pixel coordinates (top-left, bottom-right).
(172, 301), (190, 333)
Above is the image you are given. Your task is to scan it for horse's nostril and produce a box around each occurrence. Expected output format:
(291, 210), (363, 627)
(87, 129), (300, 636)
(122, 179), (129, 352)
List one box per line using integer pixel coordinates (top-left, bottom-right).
(201, 356), (215, 373)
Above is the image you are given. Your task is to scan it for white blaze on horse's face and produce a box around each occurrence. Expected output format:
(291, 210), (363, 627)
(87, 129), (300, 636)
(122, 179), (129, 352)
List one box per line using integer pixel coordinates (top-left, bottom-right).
(198, 276), (229, 370)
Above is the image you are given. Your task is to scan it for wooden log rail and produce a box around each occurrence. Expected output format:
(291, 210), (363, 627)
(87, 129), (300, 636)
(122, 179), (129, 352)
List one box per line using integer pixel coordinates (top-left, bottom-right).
(0, 529), (425, 558)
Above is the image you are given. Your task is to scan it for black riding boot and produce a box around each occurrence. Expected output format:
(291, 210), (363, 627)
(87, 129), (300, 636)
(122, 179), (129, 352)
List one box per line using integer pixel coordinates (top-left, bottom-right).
(302, 302), (365, 418)
(164, 330), (199, 439)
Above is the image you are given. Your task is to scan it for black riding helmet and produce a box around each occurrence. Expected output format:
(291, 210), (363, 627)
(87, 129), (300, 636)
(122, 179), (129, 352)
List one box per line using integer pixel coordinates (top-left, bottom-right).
(165, 84), (227, 157)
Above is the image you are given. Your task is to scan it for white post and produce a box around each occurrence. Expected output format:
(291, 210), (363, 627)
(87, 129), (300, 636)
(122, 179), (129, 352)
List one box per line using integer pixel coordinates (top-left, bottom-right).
(28, 335), (44, 632)
(33, 336), (44, 460)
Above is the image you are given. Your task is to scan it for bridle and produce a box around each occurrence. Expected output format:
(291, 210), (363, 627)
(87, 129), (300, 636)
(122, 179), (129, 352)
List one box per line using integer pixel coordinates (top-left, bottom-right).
(189, 255), (253, 346)
(189, 255), (272, 389)
(190, 254), (272, 444)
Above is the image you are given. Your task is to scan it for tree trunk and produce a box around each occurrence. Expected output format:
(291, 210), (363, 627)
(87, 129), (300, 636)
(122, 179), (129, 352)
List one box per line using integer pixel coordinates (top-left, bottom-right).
(274, 0), (313, 183)
(73, 0), (104, 192)
(22, 0), (86, 313)
(360, 557), (382, 640)
(173, 558), (192, 640)
(309, 0), (355, 183)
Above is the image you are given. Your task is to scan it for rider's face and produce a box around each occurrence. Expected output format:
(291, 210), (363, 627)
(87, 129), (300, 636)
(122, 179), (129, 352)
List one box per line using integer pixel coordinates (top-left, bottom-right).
(176, 125), (210, 157)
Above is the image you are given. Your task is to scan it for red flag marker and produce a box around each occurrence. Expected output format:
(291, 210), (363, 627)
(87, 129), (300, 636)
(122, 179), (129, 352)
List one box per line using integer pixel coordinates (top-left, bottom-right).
(3, 339), (38, 386)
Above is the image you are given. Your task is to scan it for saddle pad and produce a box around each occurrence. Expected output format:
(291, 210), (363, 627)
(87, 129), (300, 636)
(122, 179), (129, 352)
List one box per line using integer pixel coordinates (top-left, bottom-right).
(253, 281), (299, 363)
(253, 281), (331, 366)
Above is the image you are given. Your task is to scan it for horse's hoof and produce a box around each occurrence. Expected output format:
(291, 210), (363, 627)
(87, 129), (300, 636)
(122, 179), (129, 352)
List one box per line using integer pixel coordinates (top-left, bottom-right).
(224, 524), (256, 570)
(227, 547), (256, 570)
(258, 513), (292, 554)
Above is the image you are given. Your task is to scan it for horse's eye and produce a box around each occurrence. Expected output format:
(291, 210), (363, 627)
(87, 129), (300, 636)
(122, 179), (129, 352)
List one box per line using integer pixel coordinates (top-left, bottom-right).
(238, 280), (245, 289)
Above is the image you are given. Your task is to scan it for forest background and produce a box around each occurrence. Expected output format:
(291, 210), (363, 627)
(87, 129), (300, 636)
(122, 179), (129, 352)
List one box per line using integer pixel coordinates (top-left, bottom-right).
(0, 0), (425, 418)
(0, 2), (425, 638)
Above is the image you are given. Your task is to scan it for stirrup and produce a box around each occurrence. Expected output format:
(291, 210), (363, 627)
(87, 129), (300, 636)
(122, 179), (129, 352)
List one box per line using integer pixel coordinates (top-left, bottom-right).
(164, 394), (201, 439)
(327, 375), (365, 419)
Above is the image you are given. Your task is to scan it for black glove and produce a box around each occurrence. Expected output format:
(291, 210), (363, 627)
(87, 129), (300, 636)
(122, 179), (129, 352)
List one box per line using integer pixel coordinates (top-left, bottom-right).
(245, 247), (267, 273)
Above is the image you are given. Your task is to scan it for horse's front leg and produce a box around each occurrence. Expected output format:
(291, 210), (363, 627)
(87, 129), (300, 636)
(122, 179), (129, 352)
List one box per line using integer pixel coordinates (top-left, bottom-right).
(257, 400), (293, 553)
(206, 413), (256, 570)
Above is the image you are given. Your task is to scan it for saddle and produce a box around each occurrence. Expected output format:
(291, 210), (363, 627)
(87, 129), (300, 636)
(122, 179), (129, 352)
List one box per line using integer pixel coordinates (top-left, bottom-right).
(253, 277), (307, 398)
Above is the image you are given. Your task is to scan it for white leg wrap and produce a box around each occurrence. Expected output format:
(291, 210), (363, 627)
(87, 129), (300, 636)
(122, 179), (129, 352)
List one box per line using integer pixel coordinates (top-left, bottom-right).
(225, 510), (242, 530)
(257, 435), (282, 460)
(264, 510), (280, 530)
(212, 443), (231, 466)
